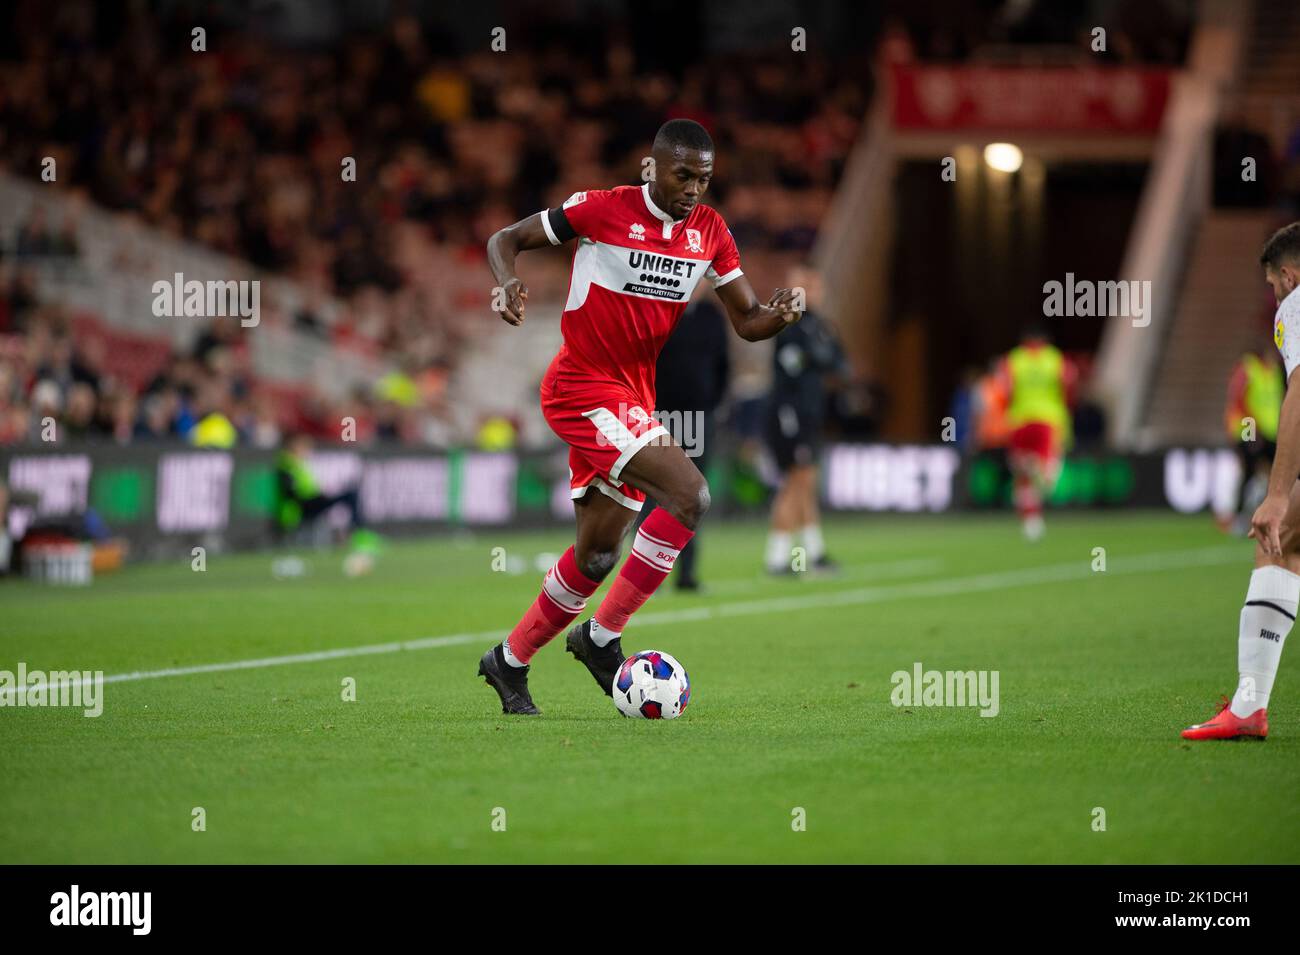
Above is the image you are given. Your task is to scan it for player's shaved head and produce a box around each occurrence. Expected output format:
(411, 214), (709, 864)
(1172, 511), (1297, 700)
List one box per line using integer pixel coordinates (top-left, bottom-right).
(653, 119), (714, 156)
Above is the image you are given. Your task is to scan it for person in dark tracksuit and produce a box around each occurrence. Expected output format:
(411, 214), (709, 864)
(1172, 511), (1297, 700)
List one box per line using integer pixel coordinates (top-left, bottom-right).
(275, 433), (380, 563)
(763, 266), (848, 575)
(634, 298), (731, 592)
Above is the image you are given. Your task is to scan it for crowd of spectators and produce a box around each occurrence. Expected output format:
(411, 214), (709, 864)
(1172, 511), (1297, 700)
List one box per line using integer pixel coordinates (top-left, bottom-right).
(0, 1), (869, 447)
(0, 264), (460, 448)
(0, 0), (1215, 452)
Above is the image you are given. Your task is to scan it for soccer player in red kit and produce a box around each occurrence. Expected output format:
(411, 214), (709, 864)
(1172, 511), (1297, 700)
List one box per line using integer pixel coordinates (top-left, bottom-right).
(479, 119), (802, 714)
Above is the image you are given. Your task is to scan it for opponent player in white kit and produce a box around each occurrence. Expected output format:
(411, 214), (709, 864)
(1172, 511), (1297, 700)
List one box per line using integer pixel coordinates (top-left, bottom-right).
(1184, 222), (1300, 739)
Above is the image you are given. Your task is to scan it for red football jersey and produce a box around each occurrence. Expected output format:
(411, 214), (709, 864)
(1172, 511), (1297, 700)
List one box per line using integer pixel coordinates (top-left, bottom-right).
(540, 183), (743, 406)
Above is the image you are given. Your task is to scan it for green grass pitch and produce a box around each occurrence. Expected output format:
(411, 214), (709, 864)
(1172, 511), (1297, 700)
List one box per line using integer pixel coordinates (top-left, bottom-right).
(2, 511), (1297, 863)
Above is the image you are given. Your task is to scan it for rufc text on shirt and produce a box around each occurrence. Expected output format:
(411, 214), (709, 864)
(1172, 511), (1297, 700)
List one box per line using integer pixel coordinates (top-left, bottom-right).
(541, 183), (743, 406)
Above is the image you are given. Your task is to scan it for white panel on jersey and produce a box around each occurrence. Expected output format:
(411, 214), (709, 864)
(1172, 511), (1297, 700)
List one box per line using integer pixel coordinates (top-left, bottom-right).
(1277, 286), (1300, 380)
(565, 239), (713, 312)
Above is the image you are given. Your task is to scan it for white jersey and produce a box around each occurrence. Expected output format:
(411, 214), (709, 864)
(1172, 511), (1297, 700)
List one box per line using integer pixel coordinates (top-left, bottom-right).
(1275, 285), (1300, 379)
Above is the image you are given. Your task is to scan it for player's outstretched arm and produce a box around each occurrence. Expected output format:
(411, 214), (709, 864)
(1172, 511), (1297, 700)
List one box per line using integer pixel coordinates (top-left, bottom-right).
(715, 276), (802, 342)
(486, 213), (555, 326)
(1250, 368), (1300, 555)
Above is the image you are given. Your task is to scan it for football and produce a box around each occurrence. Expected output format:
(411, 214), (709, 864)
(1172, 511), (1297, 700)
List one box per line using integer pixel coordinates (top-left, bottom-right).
(612, 650), (691, 719)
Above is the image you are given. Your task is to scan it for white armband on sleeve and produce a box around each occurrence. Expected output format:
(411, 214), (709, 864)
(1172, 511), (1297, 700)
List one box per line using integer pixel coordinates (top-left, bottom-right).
(539, 209), (561, 246)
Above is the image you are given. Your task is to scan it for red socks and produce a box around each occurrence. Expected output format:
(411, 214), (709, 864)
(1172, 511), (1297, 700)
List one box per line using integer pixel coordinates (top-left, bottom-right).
(504, 509), (696, 664)
(593, 508), (694, 636)
(504, 546), (601, 665)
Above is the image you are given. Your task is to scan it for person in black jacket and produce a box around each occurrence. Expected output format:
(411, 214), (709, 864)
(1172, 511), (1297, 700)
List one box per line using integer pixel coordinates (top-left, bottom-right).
(633, 297), (731, 591)
(764, 265), (848, 575)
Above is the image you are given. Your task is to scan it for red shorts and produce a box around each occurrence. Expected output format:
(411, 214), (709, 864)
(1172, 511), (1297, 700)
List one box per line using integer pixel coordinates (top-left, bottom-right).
(541, 368), (669, 512)
(1009, 422), (1061, 462)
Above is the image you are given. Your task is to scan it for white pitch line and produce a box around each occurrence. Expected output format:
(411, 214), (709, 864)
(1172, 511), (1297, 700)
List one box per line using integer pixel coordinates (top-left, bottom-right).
(0, 544), (1247, 698)
(0, 634), (495, 699)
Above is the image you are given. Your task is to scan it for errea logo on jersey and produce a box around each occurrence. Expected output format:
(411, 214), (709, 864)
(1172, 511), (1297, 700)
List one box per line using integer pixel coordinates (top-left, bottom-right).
(628, 222), (646, 241)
